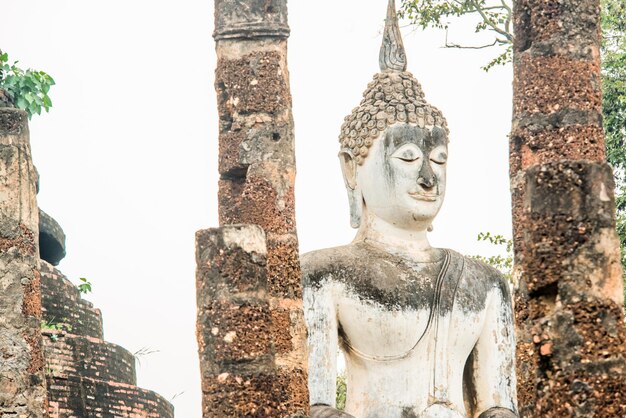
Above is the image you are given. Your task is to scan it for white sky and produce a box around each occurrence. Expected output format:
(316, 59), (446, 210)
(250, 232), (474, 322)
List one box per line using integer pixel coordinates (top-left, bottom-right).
(2, 1), (513, 417)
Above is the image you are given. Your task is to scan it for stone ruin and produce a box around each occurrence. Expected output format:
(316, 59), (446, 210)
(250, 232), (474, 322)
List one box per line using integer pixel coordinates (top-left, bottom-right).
(2, 0), (626, 417)
(0, 92), (174, 418)
(38, 209), (174, 416)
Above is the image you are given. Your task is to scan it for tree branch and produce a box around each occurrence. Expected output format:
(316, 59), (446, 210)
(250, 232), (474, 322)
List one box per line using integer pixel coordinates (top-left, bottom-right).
(444, 33), (499, 49)
(470, 0), (513, 41)
(500, 0), (512, 14)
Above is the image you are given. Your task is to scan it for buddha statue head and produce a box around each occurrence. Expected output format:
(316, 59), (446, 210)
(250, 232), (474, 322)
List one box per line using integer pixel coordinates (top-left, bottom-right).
(339, 0), (449, 234)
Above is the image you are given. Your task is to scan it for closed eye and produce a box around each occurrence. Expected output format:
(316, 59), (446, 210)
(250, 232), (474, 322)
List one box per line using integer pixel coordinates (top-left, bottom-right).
(430, 151), (447, 165)
(392, 144), (422, 162)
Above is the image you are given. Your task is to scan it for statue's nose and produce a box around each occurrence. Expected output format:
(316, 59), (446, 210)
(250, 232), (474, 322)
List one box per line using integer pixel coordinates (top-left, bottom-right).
(418, 163), (436, 189)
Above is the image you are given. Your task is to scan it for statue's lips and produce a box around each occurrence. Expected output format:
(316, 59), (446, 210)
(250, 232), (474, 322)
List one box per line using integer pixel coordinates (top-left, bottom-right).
(408, 192), (439, 202)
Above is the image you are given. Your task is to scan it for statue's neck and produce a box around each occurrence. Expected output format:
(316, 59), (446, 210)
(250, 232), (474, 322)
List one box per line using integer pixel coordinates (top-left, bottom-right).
(355, 213), (440, 262)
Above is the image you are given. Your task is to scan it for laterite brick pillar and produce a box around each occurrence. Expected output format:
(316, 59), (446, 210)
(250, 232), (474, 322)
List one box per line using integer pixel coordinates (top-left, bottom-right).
(196, 1), (309, 417)
(0, 106), (48, 417)
(196, 226), (308, 416)
(510, 0), (626, 415)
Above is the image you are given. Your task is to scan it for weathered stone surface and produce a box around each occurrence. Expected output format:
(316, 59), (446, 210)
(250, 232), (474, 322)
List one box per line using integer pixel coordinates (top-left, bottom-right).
(513, 55), (602, 116)
(40, 260), (174, 417)
(0, 107), (47, 417)
(40, 261), (104, 339)
(196, 226), (308, 417)
(511, 162), (620, 297)
(0, 88), (14, 108)
(201, 368), (308, 417)
(39, 209), (66, 266)
(215, 42), (302, 301)
(510, 125), (605, 173)
(511, 0), (626, 415)
(47, 375), (174, 418)
(204, 1), (309, 414)
(214, 0), (289, 40)
(513, 0), (601, 59)
(43, 331), (137, 386)
(218, 172), (297, 236)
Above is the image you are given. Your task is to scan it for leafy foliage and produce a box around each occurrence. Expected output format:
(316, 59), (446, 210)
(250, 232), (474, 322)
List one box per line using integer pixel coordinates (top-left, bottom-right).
(601, 0), (626, 293)
(482, 45), (512, 71)
(0, 50), (54, 119)
(41, 318), (73, 341)
(400, 0), (512, 71)
(471, 232), (514, 280)
(77, 277), (92, 294)
(336, 373), (347, 411)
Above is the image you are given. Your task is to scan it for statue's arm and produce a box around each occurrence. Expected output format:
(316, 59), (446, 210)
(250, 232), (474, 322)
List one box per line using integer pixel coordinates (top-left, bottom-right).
(469, 278), (518, 417)
(302, 277), (340, 409)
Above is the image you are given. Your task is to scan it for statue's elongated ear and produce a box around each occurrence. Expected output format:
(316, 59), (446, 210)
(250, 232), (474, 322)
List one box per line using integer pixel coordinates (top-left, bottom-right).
(339, 150), (362, 228)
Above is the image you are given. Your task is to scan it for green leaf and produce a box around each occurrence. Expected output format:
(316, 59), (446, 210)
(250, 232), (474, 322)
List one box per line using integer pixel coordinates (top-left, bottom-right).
(0, 51), (54, 118)
(16, 97), (27, 109)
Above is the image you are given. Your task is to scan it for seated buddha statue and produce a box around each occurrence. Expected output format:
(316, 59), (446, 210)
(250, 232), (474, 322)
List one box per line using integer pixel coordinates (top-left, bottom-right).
(301, 2), (518, 418)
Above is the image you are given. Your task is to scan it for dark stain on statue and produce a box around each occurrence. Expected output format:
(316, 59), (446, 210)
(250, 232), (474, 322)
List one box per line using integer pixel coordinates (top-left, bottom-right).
(302, 242), (499, 314)
(401, 407), (418, 418)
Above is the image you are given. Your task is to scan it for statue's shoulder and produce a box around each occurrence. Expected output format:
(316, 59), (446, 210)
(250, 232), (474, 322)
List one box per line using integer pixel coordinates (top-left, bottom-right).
(300, 245), (361, 282)
(455, 252), (512, 300)
(300, 243), (374, 288)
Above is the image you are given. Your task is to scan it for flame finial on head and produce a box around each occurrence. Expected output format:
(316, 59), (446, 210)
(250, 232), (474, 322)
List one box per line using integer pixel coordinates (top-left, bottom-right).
(339, 0), (448, 164)
(379, 0), (407, 72)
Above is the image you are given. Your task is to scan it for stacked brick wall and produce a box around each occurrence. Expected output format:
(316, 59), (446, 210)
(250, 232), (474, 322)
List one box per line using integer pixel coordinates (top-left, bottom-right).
(43, 332), (137, 386)
(47, 376), (173, 418)
(40, 261), (104, 339)
(40, 260), (174, 418)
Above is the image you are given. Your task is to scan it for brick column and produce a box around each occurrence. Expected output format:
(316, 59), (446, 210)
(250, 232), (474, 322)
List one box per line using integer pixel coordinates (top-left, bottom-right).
(0, 107), (48, 417)
(196, 1), (309, 416)
(510, 0), (626, 416)
(196, 226), (307, 417)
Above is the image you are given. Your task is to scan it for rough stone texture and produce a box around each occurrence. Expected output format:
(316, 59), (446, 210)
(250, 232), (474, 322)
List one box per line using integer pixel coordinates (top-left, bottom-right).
(201, 2), (309, 415)
(201, 368), (308, 417)
(43, 332), (137, 386)
(39, 209), (66, 266)
(196, 226), (308, 417)
(513, 55), (602, 115)
(214, 0), (289, 41)
(510, 125), (605, 173)
(47, 375), (174, 418)
(0, 88), (15, 108)
(40, 261), (103, 340)
(0, 107), (48, 417)
(511, 0), (626, 415)
(40, 260), (174, 417)
(215, 45), (302, 300)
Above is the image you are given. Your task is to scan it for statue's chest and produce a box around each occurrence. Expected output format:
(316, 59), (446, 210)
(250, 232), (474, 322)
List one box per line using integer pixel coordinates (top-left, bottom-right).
(335, 276), (437, 359)
(334, 275), (485, 361)
(337, 296), (433, 359)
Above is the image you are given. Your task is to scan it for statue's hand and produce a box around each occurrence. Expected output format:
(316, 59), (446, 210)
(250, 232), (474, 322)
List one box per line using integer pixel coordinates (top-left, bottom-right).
(310, 404), (356, 418)
(477, 407), (518, 418)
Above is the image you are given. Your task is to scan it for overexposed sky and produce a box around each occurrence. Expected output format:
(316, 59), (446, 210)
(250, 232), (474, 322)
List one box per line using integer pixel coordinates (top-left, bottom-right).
(2, 1), (513, 417)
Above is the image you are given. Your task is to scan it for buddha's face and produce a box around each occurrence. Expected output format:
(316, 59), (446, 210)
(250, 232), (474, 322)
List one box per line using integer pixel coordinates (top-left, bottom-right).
(352, 123), (448, 231)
